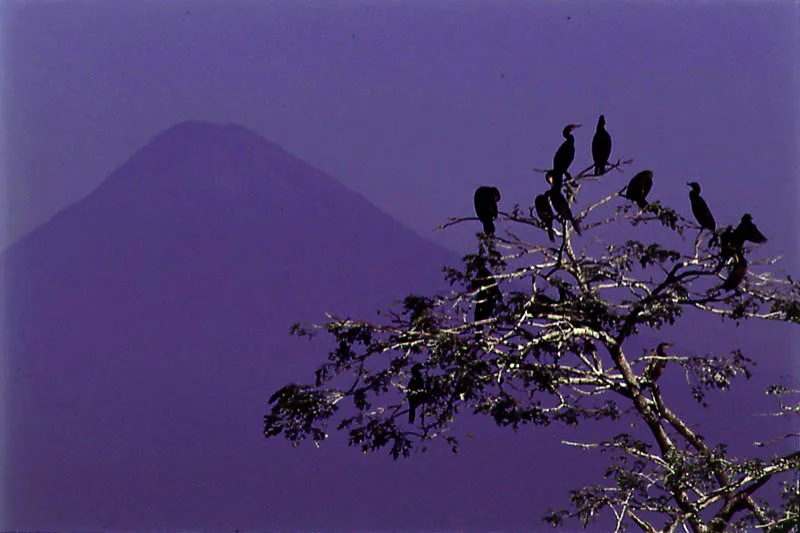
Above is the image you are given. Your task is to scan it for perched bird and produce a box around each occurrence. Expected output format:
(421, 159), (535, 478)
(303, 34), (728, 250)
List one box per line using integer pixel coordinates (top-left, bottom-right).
(552, 124), (581, 182)
(622, 170), (653, 208)
(591, 115), (612, 176)
(407, 364), (426, 423)
(716, 215), (765, 261)
(645, 342), (673, 385)
(717, 225), (743, 261)
(733, 213), (767, 244)
(546, 169), (573, 201)
(688, 182), (716, 231)
(722, 253), (748, 291)
(473, 265), (503, 323)
(474, 186), (501, 235)
(534, 192), (556, 242)
(548, 188), (581, 236)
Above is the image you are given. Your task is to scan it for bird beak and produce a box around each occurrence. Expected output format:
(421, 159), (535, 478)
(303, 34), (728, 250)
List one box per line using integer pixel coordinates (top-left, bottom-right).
(572, 124), (582, 130)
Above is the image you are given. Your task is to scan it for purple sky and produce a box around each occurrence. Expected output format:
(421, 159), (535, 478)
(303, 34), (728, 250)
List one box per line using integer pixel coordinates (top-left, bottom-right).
(2, 1), (797, 254)
(1, 1), (799, 531)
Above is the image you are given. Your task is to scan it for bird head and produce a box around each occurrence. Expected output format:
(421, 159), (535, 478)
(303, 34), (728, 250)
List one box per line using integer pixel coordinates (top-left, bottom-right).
(742, 213), (753, 223)
(687, 182), (700, 192)
(562, 124), (581, 137)
(597, 115), (606, 127)
(410, 364), (424, 376)
(492, 187), (501, 202)
(546, 170), (563, 189)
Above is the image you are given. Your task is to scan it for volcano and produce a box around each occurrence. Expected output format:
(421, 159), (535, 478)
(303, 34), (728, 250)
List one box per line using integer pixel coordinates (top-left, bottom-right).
(1, 121), (474, 530)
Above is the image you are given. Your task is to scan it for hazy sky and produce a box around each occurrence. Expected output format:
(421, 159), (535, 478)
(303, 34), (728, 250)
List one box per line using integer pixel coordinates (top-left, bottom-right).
(1, 1), (797, 255)
(1, 1), (799, 530)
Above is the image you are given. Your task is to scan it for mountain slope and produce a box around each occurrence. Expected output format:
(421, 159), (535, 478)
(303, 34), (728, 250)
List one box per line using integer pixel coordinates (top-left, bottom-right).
(2, 121), (479, 530)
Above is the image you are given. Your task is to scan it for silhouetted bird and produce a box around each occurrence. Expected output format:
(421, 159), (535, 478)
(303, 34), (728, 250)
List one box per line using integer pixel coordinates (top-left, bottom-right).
(622, 170), (653, 208)
(534, 192), (556, 242)
(717, 225), (743, 261)
(688, 182), (716, 231)
(645, 342), (673, 385)
(722, 253), (748, 291)
(545, 169), (564, 192)
(474, 186), (501, 235)
(733, 213), (767, 244)
(552, 124), (581, 182)
(548, 188), (581, 236)
(591, 115), (612, 176)
(546, 169), (578, 204)
(407, 364), (426, 424)
(473, 265), (503, 323)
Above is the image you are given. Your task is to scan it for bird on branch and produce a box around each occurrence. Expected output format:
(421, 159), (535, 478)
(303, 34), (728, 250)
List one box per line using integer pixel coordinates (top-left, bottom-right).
(407, 364), (427, 424)
(645, 342), (673, 386)
(732, 213), (767, 244)
(546, 180), (581, 236)
(621, 170), (653, 209)
(534, 192), (557, 242)
(715, 225), (742, 261)
(722, 253), (748, 291)
(552, 123), (581, 184)
(472, 263), (503, 324)
(688, 181), (716, 232)
(591, 115), (612, 176)
(474, 186), (501, 235)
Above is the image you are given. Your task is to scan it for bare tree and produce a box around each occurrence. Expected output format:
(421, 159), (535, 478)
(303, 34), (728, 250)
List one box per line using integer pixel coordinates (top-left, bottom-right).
(264, 157), (799, 532)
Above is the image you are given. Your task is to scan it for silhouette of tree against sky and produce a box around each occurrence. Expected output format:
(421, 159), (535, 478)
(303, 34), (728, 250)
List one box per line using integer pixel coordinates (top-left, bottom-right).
(265, 119), (799, 532)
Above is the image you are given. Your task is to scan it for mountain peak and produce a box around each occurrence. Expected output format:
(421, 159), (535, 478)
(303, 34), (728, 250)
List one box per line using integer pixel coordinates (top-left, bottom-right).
(141, 119), (293, 173)
(90, 120), (340, 208)
(2, 119), (463, 530)
(6, 120), (443, 265)
(152, 120), (285, 152)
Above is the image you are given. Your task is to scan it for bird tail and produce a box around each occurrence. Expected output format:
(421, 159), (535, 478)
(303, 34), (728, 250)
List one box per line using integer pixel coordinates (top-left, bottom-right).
(547, 224), (555, 242)
(571, 217), (582, 235)
(482, 220), (495, 235)
(409, 404), (416, 424)
(594, 163), (605, 176)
